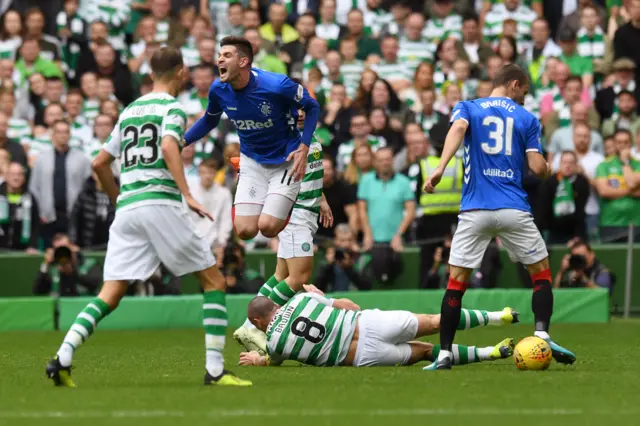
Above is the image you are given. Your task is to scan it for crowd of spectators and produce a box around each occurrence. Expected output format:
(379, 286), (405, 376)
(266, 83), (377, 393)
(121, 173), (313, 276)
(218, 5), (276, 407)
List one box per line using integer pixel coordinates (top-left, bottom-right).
(1, 0), (637, 295)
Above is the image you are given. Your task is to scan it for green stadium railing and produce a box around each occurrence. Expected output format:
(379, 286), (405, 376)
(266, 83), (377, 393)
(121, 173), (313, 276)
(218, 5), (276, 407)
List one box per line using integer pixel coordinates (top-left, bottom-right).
(0, 245), (636, 312)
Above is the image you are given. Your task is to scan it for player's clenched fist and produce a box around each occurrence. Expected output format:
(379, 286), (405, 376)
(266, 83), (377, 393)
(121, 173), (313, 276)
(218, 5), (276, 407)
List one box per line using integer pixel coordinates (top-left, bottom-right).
(424, 168), (444, 193)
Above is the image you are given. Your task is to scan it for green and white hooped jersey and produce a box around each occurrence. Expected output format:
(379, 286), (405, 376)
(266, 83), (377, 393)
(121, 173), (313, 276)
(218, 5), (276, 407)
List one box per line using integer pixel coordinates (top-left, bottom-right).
(102, 92), (186, 211)
(483, 4), (537, 48)
(266, 293), (359, 367)
(291, 140), (323, 232)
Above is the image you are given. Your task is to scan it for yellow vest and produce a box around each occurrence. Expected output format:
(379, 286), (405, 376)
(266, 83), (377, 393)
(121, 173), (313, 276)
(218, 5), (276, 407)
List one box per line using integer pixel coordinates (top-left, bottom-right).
(419, 156), (463, 215)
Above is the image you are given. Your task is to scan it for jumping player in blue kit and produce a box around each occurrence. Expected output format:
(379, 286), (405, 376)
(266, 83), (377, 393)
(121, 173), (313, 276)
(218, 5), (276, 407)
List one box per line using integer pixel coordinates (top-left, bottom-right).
(184, 36), (320, 240)
(422, 64), (576, 370)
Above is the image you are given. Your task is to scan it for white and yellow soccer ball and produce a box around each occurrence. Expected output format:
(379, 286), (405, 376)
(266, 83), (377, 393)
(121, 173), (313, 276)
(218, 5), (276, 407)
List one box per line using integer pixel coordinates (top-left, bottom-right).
(513, 336), (553, 371)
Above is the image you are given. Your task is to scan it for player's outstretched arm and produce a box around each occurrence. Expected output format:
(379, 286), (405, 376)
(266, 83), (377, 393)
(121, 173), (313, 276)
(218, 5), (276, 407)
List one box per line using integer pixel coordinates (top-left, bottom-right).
(92, 150), (119, 206)
(184, 85), (222, 146)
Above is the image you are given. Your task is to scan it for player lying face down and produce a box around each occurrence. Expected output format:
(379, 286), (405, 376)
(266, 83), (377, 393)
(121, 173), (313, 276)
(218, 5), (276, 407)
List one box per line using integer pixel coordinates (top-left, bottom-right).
(238, 290), (518, 367)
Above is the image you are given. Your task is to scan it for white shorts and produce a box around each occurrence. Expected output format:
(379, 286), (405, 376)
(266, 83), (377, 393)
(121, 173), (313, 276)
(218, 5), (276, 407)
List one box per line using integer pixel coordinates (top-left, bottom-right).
(234, 153), (300, 218)
(449, 209), (548, 269)
(353, 309), (418, 367)
(277, 222), (314, 259)
(103, 204), (216, 281)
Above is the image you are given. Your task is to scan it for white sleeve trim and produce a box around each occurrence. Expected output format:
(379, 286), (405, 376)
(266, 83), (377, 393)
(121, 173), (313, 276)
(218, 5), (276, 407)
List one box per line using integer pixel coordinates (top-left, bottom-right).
(450, 117), (469, 125)
(206, 111), (222, 116)
(526, 148), (540, 153)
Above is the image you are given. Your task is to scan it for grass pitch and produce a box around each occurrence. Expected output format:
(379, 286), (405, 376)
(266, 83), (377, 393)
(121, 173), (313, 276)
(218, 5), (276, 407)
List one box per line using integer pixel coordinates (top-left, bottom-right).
(0, 321), (638, 426)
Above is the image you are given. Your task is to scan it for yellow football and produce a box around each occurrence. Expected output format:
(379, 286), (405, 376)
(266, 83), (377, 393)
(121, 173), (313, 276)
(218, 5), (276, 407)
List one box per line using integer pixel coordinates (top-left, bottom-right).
(513, 336), (553, 371)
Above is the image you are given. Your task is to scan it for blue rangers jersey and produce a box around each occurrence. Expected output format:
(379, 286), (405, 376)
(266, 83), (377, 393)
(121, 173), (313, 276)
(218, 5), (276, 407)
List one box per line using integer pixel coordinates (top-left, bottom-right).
(200, 69), (319, 165)
(451, 97), (542, 213)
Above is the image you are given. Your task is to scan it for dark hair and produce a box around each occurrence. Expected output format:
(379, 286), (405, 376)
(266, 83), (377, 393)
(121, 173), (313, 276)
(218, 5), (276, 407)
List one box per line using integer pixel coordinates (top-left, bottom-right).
(0, 10), (22, 40)
(365, 78), (402, 112)
(462, 14), (479, 24)
(493, 64), (529, 88)
(618, 89), (635, 99)
(570, 238), (592, 252)
(560, 150), (577, 161)
(199, 158), (218, 170)
(150, 46), (184, 78)
(140, 74), (153, 87)
(228, 2), (243, 10)
(566, 75), (583, 87)
(24, 7), (45, 23)
(220, 36), (254, 66)
(614, 128), (632, 140)
(192, 63), (214, 74)
(66, 88), (84, 98)
(381, 34), (398, 43)
(46, 76), (63, 83)
(498, 36), (518, 63)
(298, 12), (317, 22)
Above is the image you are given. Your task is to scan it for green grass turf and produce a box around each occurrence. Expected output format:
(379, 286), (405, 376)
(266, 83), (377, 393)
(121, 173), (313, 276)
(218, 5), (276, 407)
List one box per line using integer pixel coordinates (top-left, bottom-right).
(0, 321), (638, 426)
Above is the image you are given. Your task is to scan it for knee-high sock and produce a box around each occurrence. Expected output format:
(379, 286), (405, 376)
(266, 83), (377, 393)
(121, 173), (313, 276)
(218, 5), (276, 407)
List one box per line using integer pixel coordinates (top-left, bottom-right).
(432, 344), (496, 364)
(204, 290), (227, 377)
(531, 269), (553, 337)
(268, 280), (297, 306)
(56, 297), (111, 367)
(438, 277), (468, 356)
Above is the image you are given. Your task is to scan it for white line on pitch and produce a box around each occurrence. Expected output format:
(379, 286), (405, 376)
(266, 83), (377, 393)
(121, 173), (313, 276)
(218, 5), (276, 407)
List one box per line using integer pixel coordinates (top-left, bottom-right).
(0, 408), (636, 418)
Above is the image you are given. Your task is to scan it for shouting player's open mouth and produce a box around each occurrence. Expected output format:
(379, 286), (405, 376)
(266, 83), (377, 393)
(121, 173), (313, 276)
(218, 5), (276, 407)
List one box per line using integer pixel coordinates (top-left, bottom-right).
(219, 66), (228, 80)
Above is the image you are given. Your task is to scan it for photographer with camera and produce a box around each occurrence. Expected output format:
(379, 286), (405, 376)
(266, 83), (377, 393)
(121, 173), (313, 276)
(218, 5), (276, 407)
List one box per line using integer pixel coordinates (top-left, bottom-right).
(32, 233), (102, 296)
(219, 243), (264, 294)
(314, 224), (374, 293)
(554, 239), (614, 291)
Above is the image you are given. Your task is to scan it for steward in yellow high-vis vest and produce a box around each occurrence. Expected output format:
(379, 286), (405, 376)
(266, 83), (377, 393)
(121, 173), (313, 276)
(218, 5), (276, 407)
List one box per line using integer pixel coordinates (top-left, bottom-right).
(416, 154), (463, 289)
(419, 156), (463, 215)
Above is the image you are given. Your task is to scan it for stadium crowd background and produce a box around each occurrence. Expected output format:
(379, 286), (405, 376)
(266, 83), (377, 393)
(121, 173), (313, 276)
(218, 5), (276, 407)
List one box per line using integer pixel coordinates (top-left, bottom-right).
(0, 0), (638, 294)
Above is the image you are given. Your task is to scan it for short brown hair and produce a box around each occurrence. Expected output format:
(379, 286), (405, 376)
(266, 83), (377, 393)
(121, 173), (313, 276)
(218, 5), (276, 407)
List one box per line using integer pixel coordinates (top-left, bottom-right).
(493, 64), (529, 89)
(199, 158), (218, 170)
(150, 46), (184, 79)
(220, 36), (254, 66)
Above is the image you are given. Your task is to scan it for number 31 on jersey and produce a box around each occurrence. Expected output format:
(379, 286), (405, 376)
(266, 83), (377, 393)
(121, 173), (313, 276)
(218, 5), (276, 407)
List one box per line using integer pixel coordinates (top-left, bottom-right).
(481, 116), (514, 156)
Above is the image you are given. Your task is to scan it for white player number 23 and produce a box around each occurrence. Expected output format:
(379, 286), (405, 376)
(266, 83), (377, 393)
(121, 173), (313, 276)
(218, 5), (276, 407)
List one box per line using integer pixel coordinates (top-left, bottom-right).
(481, 116), (514, 156)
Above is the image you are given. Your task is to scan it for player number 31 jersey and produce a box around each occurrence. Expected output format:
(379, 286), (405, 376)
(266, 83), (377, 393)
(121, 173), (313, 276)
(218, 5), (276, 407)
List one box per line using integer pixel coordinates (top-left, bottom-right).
(266, 293), (359, 366)
(451, 97), (542, 213)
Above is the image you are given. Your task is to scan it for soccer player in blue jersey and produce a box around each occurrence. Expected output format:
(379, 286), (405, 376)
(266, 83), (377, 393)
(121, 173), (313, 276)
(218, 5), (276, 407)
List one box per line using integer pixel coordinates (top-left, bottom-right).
(422, 64), (576, 370)
(184, 36), (320, 239)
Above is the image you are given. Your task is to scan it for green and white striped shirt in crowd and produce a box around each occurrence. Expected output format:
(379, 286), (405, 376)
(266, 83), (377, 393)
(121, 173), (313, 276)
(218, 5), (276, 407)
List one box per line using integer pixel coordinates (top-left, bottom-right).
(155, 19), (170, 43)
(340, 60), (364, 96)
(291, 139), (323, 233)
(483, 4), (537, 51)
(179, 89), (208, 117)
(576, 27), (606, 60)
(398, 36), (434, 75)
(364, 8), (394, 38)
(85, 0), (130, 53)
(416, 111), (440, 134)
(551, 89), (572, 128)
(266, 293), (359, 367)
(302, 57), (328, 83)
(82, 99), (101, 123)
(372, 60), (413, 84)
(433, 63), (454, 94)
(315, 22), (341, 44)
(7, 118), (31, 143)
(399, 88), (420, 111)
(24, 133), (52, 157)
(336, 136), (386, 173)
(422, 13), (462, 45)
(0, 36), (21, 60)
(102, 92), (187, 211)
(524, 93), (541, 119)
(181, 38), (201, 69)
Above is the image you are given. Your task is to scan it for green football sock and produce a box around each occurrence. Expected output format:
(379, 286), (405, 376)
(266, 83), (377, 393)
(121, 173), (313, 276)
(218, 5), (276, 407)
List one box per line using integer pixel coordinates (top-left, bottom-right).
(268, 280), (297, 305)
(203, 290), (227, 377)
(457, 309), (490, 330)
(257, 275), (279, 298)
(432, 344), (485, 364)
(56, 297), (111, 367)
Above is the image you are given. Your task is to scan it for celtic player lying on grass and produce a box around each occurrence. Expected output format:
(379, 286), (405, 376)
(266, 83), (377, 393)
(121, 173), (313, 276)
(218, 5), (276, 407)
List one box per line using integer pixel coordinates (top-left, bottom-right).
(239, 287), (519, 367)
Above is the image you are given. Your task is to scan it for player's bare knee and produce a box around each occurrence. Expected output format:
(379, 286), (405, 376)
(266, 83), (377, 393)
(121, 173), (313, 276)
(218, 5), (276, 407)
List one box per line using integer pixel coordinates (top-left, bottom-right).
(234, 218), (259, 240)
(258, 217), (285, 238)
(415, 314), (439, 337)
